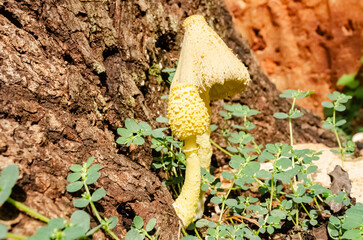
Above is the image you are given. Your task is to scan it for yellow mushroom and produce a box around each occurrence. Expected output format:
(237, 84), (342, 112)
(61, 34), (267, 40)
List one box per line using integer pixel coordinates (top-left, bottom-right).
(168, 82), (210, 226)
(171, 15), (251, 219)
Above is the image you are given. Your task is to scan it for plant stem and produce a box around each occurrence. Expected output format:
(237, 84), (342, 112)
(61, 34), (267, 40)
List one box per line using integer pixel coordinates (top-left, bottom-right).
(83, 183), (120, 240)
(288, 98), (298, 190)
(298, 232), (302, 240)
(6, 233), (28, 240)
(300, 203), (312, 219)
(332, 109), (344, 168)
(313, 197), (322, 212)
(218, 187), (233, 224)
(269, 175), (274, 211)
(194, 228), (203, 240)
(210, 139), (233, 157)
(7, 197), (50, 223)
(181, 226), (188, 237)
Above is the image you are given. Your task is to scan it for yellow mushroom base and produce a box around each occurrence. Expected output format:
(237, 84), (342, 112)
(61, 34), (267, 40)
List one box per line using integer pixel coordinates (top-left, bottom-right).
(173, 137), (201, 227)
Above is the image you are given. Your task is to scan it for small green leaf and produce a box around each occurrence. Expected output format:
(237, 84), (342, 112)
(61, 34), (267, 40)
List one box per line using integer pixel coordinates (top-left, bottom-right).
(63, 226), (86, 239)
(133, 216), (144, 229)
(125, 229), (144, 240)
(225, 199), (238, 207)
(91, 188), (106, 202)
(73, 198), (90, 208)
(85, 172), (100, 185)
(201, 183), (209, 191)
(280, 89), (297, 98)
(0, 165), (19, 191)
(195, 219), (209, 228)
(307, 165), (318, 174)
(66, 181), (83, 192)
(87, 164), (101, 174)
(335, 105), (346, 112)
(48, 218), (66, 229)
(85, 156), (95, 168)
(156, 116), (169, 123)
(133, 136), (145, 145)
(328, 92), (339, 101)
(32, 226), (54, 239)
(117, 128), (132, 137)
(335, 119), (346, 126)
(180, 236), (198, 240)
(108, 216), (118, 229)
(267, 226), (274, 234)
(221, 171), (234, 180)
(67, 172), (82, 182)
(125, 118), (140, 132)
(322, 101), (334, 108)
(70, 210), (90, 234)
(211, 196), (222, 204)
(0, 188), (11, 206)
(210, 124), (217, 132)
(290, 111), (303, 119)
(274, 112), (289, 119)
(255, 169), (271, 178)
(70, 164), (83, 172)
(276, 158), (291, 169)
(0, 223), (7, 238)
(336, 74), (358, 89)
(86, 225), (103, 236)
(341, 229), (361, 239)
(138, 121), (151, 131)
(244, 162), (260, 176)
(145, 218), (156, 232)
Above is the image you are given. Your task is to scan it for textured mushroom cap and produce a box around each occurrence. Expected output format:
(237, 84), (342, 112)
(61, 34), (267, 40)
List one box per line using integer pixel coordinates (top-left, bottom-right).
(168, 83), (210, 140)
(172, 15), (250, 100)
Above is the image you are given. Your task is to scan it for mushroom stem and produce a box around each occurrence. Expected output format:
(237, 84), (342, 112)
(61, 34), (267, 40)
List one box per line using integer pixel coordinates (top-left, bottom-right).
(195, 91), (213, 218)
(173, 136), (201, 226)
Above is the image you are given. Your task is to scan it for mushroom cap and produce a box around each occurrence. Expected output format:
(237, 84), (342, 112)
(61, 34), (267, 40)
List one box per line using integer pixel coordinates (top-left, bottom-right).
(172, 15), (250, 100)
(168, 83), (210, 140)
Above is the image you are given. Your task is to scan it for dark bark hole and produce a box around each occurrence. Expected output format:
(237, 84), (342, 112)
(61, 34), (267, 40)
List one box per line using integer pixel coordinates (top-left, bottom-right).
(0, 7), (22, 29)
(103, 47), (119, 60)
(76, 11), (88, 20)
(117, 202), (135, 228)
(63, 53), (74, 64)
(155, 31), (176, 51)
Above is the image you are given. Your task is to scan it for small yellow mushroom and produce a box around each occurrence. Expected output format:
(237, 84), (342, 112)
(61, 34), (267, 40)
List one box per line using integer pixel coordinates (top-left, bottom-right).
(168, 83), (209, 226)
(171, 15), (251, 219)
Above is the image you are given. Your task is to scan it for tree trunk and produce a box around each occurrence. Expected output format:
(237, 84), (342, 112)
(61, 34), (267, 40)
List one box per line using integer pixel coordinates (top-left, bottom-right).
(0, 0), (336, 239)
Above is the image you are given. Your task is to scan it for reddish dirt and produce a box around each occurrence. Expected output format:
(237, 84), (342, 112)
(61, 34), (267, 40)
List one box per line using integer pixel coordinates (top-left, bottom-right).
(225, 0), (363, 117)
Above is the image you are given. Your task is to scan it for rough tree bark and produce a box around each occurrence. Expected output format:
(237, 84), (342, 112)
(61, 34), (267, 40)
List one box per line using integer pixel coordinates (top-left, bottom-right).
(0, 0), (336, 239)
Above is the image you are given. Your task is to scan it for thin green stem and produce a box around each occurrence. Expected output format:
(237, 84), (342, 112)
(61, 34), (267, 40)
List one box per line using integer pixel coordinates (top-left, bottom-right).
(300, 203), (312, 220)
(181, 226), (188, 237)
(194, 228), (203, 240)
(210, 139), (233, 157)
(313, 197), (322, 212)
(332, 109), (344, 168)
(253, 177), (266, 187)
(218, 187), (233, 223)
(298, 232), (302, 240)
(83, 182), (120, 240)
(6, 233), (28, 240)
(288, 212), (297, 226)
(256, 214), (269, 235)
(7, 197), (49, 223)
(289, 98), (296, 147)
(288, 99), (298, 189)
(269, 175), (274, 211)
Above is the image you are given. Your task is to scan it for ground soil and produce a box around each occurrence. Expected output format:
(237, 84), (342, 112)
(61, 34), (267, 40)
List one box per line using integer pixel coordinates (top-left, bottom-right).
(0, 0), (338, 239)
